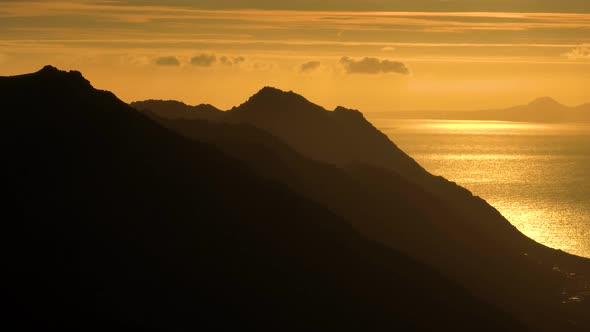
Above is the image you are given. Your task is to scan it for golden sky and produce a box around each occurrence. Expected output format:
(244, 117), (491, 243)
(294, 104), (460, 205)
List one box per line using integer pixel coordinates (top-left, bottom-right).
(1, 0), (589, 112)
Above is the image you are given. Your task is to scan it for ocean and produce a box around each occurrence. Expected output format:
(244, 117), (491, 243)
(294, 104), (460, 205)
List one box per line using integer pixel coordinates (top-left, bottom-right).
(369, 118), (590, 258)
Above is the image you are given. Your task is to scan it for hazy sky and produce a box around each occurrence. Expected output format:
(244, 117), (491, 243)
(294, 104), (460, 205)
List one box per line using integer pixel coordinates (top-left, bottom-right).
(1, 0), (589, 111)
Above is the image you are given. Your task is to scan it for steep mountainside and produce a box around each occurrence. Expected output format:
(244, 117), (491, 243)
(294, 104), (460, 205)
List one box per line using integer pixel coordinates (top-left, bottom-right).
(3, 66), (531, 331)
(134, 88), (590, 331)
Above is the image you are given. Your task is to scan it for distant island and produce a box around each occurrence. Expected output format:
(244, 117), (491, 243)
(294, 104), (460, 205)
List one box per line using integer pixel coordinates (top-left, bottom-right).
(384, 97), (590, 123)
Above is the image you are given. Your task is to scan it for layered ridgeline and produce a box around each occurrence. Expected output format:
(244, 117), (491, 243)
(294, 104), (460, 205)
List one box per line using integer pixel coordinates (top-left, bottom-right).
(3, 66), (532, 331)
(380, 96), (590, 123)
(134, 88), (590, 331)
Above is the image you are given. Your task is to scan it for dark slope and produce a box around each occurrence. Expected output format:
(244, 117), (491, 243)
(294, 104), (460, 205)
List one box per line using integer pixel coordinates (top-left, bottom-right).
(135, 88), (590, 331)
(133, 88), (586, 266)
(132, 99), (223, 120)
(1, 66), (528, 331)
(145, 110), (590, 332)
(134, 87), (425, 178)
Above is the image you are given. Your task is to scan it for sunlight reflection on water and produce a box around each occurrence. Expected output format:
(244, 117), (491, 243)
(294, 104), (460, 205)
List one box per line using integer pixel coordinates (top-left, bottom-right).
(413, 120), (543, 133)
(371, 118), (590, 258)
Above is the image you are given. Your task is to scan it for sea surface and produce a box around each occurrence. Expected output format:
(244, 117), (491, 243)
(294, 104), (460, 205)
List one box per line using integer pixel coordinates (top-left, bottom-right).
(369, 118), (590, 258)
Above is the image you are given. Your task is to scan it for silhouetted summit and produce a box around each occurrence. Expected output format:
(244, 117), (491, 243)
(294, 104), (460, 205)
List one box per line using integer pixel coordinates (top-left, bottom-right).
(135, 87), (423, 173)
(231, 86), (326, 115)
(34, 65), (93, 89)
(4, 66), (532, 331)
(38, 64), (61, 74)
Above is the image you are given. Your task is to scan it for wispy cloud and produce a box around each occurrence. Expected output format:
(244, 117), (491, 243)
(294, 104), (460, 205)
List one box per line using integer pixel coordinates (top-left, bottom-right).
(300, 61), (321, 72)
(2, 2), (589, 36)
(155, 56), (180, 66)
(220, 55), (245, 66)
(1, 1), (589, 68)
(190, 53), (216, 66)
(340, 57), (409, 75)
(219, 56), (231, 65)
(12, 1), (588, 14)
(563, 45), (590, 60)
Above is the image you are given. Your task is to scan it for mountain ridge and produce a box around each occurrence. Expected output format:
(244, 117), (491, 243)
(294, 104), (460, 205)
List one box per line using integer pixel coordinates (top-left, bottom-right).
(133, 81), (590, 331)
(4, 65), (536, 331)
(133, 87), (368, 117)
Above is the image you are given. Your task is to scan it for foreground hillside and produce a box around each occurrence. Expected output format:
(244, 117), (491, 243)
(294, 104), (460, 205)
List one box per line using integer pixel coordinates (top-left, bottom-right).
(3, 66), (530, 331)
(134, 88), (590, 331)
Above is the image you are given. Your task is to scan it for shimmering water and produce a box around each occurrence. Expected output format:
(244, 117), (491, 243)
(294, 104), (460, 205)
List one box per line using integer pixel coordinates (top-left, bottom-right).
(370, 118), (590, 258)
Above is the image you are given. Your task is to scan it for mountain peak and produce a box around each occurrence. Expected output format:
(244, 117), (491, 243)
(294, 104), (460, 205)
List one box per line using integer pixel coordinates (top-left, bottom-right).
(250, 86), (305, 102)
(256, 86), (287, 95)
(232, 86), (325, 114)
(34, 65), (92, 88)
(527, 96), (564, 108)
(334, 105), (359, 113)
(334, 105), (365, 119)
(38, 65), (60, 74)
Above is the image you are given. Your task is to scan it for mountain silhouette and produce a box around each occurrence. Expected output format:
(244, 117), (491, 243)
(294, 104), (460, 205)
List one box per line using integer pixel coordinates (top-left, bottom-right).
(134, 87), (590, 331)
(134, 87), (424, 178)
(3, 66), (536, 331)
(384, 96), (590, 122)
(132, 99), (223, 120)
(575, 102), (590, 113)
(527, 96), (565, 109)
(236, 86), (326, 115)
(493, 97), (570, 122)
